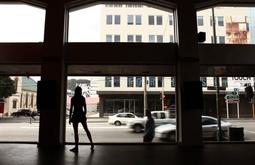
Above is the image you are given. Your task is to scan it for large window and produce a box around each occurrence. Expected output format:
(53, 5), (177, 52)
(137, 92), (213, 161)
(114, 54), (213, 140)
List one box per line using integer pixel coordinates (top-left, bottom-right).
(197, 7), (255, 44)
(0, 76), (40, 142)
(0, 4), (45, 42)
(68, 3), (174, 43)
(66, 76), (176, 143)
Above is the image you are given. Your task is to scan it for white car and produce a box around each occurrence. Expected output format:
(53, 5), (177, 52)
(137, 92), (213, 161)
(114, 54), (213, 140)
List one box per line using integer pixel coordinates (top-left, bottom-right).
(155, 116), (232, 141)
(127, 111), (176, 133)
(108, 113), (139, 126)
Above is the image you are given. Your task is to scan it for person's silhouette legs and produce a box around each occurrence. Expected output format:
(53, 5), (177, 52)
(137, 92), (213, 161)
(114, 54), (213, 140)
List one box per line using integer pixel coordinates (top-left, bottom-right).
(70, 122), (79, 153)
(81, 121), (94, 151)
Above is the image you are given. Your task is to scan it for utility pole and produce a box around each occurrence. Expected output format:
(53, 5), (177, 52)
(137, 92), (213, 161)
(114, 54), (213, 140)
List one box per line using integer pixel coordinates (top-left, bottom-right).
(144, 76), (147, 116)
(161, 77), (164, 111)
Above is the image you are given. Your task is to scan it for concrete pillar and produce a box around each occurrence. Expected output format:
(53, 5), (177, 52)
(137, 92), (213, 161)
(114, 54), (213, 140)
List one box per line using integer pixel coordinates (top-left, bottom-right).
(38, 0), (67, 147)
(176, 1), (203, 147)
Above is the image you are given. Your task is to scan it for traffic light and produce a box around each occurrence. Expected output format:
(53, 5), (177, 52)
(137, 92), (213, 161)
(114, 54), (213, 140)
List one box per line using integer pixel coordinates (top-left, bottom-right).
(245, 85), (254, 102)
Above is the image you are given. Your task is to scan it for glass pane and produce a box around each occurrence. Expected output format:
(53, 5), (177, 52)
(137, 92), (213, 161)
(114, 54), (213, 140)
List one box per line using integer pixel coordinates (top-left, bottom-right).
(68, 3), (174, 43)
(127, 15), (133, 25)
(202, 76), (255, 142)
(0, 4), (45, 42)
(66, 76), (176, 143)
(0, 76), (40, 142)
(198, 7), (255, 44)
(136, 15), (142, 25)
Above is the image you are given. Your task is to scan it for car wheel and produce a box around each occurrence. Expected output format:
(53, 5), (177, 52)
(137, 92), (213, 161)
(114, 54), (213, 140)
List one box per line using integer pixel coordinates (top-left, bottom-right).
(114, 121), (121, 126)
(167, 131), (176, 142)
(134, 124), (143, 133)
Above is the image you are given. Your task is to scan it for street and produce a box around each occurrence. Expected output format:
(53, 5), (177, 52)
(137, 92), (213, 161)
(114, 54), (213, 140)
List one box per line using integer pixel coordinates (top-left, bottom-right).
(0, 117), (255, 142)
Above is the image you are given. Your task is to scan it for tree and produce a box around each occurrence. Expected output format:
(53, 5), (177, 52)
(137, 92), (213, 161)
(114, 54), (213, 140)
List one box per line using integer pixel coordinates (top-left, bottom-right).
(0, 76), (16, 101)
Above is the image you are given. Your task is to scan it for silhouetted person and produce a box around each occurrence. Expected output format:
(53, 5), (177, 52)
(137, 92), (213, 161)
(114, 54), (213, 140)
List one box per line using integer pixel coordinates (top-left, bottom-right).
(143, 110), (155, 143)
(69, 86), (94, 153)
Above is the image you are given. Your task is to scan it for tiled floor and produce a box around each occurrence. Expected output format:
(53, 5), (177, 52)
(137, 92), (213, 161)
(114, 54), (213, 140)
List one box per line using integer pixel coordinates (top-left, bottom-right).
(0, 143), (254, 165)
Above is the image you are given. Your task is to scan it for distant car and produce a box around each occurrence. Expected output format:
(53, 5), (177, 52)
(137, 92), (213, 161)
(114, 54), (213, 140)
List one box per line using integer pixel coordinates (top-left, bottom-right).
(127, 111), (176, 133)
(155, 116), (232, 141)
(11, 109), (33, 117)
(108, 113), (139, 126)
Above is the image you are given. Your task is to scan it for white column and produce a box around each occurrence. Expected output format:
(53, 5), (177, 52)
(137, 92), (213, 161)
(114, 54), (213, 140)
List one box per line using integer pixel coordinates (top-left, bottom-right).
(226, 101), (229, 119)
(237, 102), (240, 119)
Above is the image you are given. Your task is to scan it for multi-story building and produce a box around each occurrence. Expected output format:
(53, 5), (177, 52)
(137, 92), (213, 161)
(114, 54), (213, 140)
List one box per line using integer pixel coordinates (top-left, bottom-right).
(92, 4), (255, 118)
(100, 3), (174, 43)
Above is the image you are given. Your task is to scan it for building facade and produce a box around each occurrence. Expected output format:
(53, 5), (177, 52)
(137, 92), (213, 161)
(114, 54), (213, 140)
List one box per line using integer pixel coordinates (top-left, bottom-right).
(89, 4), (255, 118)
(2, 77), (37, 116)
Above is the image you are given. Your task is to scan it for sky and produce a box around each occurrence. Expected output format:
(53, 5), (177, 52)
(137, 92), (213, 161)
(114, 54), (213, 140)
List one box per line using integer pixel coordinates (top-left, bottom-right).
(0, 4), (45, 42)
(0, 4), (101, 42)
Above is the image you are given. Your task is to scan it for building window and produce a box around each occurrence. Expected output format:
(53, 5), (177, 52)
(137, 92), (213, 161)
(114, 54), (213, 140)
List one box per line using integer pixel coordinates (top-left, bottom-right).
(12, 100), (17, 109)
(217, 16), (224, 26)
(210, 16), (213, 26)
(157, 35), (163, 43)
(136, 35), (142, 42)
(115, 15), (121, 24)
(136, 15), (142, 25)
(156, 16), (162, 25)
(127, 77), (134, 87)
(136, 77), (142, 87)
(149, 35), (155, 42)
(106, 15), (120, 25)
(106, 15), (112, 24)
(148, 15), (154, 25)
(200, 77), (207, 87)
(127, 35), (134, 42)
(114, 35), (120, 42)
(218, 36), (225, 43)
(25, 93), (29, 108)
(127, 35), (142, 42)
(169, 15), (173, 25)
(149, 35), (163, 43)
(170, 35), (174, 42)
(127, 15), (133, 25)
(14, 77), (18, 92)
(20, 93), (23, 108)
(106, 35), (112, 42)
(197, 16), (204, 26)
(149, 77), (156, 87)
(31, 94), (34, 108)
(105, 76), (112, 87)
(171, 77), (175, 87)
(222, 77), (228, 87)
(158, 77), (163, 87)
(114, 76), (120, 87)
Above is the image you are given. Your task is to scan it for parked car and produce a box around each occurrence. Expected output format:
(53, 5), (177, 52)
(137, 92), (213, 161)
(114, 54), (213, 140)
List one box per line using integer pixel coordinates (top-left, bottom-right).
(108, 112), (139, 126)
(155, 116), (232, 141)
(11, 109), (33, 117)
(127, 111), (176, 133)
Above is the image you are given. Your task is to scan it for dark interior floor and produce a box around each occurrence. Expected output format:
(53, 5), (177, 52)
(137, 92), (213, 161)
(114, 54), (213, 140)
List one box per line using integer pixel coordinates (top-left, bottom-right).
(0, 143), (255, 165)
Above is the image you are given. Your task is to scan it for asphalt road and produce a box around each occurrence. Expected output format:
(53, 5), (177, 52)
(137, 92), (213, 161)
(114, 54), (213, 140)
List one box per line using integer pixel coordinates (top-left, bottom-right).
(0, 117), (255, 142)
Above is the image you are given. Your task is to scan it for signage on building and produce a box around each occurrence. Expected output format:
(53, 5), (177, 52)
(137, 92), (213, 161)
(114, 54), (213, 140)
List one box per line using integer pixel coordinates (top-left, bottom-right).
(228, 77), (254, 91)
(225, 89), (240, 103)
